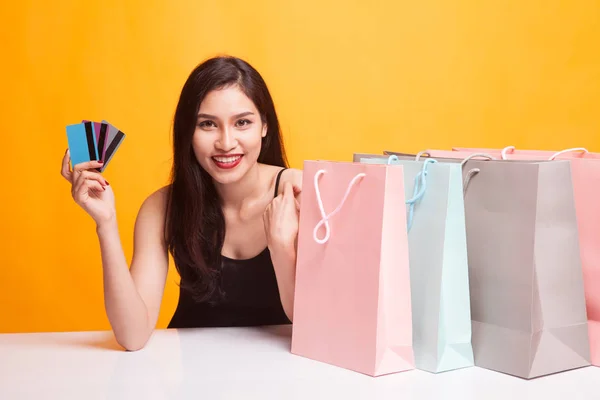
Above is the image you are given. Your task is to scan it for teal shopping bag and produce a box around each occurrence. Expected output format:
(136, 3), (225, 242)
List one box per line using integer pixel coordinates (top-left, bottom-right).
(355, 153), (474, 373)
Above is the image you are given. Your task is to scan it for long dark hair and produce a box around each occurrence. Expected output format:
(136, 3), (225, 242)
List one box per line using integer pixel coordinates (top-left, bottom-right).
(165, 56), (288, 302)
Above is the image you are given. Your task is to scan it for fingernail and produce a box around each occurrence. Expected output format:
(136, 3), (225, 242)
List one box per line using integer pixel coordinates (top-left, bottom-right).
(105, 181), (109, 186)
(98, 160), (104, 164)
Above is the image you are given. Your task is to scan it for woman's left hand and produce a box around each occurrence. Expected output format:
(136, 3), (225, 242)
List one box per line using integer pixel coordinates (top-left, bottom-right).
(263, 181), (301, 253)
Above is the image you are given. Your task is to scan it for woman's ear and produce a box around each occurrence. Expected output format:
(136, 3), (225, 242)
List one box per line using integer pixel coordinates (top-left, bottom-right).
(261, 123), (268, 138)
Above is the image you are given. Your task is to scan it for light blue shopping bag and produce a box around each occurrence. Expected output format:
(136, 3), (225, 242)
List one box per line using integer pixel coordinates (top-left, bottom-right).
(354, 153), (474, 373)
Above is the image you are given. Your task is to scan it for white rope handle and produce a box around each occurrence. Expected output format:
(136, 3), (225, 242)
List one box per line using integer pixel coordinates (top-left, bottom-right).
(313, 170), (366, 244)
(463, 168), (480, 196)
(460, 153), (496, 195)
(415, 150), (431, 161)
(549, 147), (589, 160)
(460, 153), (496, 167)
(501, 146), (515, 160)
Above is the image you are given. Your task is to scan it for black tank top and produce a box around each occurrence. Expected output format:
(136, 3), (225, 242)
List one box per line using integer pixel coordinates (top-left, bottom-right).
(168, 168), (291, 328)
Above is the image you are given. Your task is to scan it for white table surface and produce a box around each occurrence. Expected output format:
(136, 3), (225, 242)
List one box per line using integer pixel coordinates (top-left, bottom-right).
(0, 325), (598, 399)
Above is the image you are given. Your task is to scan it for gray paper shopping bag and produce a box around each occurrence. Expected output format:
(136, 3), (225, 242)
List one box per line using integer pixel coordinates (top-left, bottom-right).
(384, 151), (591, 379)
(353, 153), (474, 373)
(460, 158), (591, 378)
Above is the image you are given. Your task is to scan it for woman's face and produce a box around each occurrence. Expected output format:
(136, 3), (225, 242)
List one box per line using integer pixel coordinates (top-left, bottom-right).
(192, 85), (267, 185)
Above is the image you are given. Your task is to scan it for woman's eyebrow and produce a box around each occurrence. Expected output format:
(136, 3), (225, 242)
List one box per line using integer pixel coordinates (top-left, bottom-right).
(197, 111), (255, 120)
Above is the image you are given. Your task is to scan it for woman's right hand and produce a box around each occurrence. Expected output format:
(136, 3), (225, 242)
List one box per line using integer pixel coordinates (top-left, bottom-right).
(61, 149), (116, 226)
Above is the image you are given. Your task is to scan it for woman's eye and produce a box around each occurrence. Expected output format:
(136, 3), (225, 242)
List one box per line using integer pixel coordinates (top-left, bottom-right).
(198, 120), (216, 128)
(235, 119), (252, 127)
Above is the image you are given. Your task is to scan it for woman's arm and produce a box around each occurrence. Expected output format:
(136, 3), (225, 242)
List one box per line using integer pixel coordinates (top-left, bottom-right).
(269, 244), (297, 321)
(264, 169), (303, 322)
(97, 188), (169, 350)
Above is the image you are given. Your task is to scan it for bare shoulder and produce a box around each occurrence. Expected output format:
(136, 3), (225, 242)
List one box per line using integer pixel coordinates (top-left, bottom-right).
(140, 185), (170, 214)
(282, 168), (303, 189)
(265, 164), (303, 196)
(136, 185), (171, 232)
(277, 168), (302, 194)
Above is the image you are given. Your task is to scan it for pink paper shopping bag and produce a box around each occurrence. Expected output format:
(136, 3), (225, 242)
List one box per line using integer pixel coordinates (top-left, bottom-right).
(291, 160), (415, 376)
(452, 146), (600, 160)
(446, 146), (600, 367)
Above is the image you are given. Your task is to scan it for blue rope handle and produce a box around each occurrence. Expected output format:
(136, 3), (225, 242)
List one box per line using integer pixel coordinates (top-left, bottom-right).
(387, 155), (437, 231)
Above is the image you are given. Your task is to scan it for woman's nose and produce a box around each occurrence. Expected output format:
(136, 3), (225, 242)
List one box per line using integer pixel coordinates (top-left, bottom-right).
(215, 128), (236, 151)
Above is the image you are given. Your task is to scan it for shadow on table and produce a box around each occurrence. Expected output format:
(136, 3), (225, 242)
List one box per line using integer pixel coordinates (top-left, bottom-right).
(79, 334), (124, 351)
(65, 324), (292, 354)
(257, 324), (293, 349)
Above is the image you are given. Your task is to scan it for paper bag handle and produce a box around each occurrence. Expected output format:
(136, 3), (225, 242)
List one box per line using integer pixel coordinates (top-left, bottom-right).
(313, 170), (366, 244)
(415, 151), (431, 161)
(500, 146), (515, 160)
(460, 153), (496, 167)
(387, 155), (437, 231)
(460, 153), (496, 195)
(501, 145), (589, 161)
(549, 147), (589, 160)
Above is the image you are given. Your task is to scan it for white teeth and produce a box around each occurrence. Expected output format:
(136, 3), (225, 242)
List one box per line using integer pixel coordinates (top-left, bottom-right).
(213, 156), (241, 163)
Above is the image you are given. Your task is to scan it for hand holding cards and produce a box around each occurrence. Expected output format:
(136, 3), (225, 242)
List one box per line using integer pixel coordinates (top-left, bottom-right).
(63, 120), (124, 225)
(66, 120), (125, 172)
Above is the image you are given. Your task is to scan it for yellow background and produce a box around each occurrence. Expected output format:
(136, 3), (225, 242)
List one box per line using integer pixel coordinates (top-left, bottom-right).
(1, 0), (599, 333)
